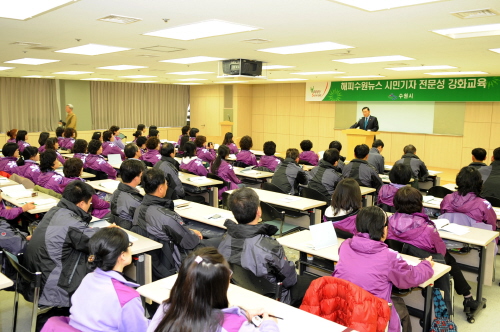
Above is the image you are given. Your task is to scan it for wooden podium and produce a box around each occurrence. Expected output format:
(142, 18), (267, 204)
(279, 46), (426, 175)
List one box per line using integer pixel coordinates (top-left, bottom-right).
(220, 121), (233, 135)
(342, 129), (377, 161)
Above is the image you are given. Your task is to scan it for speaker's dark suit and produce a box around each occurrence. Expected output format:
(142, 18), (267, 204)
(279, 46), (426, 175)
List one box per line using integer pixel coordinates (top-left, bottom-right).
(350, 116), (379, 131)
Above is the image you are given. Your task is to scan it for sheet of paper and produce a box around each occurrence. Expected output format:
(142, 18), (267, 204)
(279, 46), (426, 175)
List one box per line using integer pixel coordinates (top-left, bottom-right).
(187, 176), (211, 183)
(100, 181), (120, 189)
(107, 154), (122, 164)
(0, 177), (9, 182)
(432, 219), (450, 230)
(281, 196), (301, 203)
(128, 233), (139, 242)
(89, 220), (111, 228)
(1, 185), (33, 198)
(440, 223), (470, 236)
(308, 221), (338, 250)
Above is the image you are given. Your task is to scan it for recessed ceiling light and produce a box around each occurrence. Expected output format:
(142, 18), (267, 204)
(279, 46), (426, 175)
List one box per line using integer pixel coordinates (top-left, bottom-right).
(425, 71), (488, 75)
(176, 78), (208, 81)
(98, 14), (142, 24)
(22, 75), (55, 78)
(385, 65), (456, 71)
(143, 19), (261, 40)
(219, 81), (248, 83)
(490, 48), (500, 53)
(119, 75), (157, 78)
(5, 58), (60, 65)
(269, 78), (308, 81)
(133, 81), (158, 83)
(262, 65), (295, 69)
(0, 66), (15, 71)
(0, 0), (76, 20)
(259, 42), (354, 55)
(173, 83), (203, 85)
(55, 43), (131, 56)
(167, 71), (213, 75)
(328, 0), (442, 12)
(97, 65), (148, 70)
(160, 56), (225, 64)
(53, 71), (94, 75)
(432, 23), (500, 39)
(333, 55), (415, 64)
(337, 75), (385, 78)
(291, 71), (345, 75)
(80, 78), (114, 81)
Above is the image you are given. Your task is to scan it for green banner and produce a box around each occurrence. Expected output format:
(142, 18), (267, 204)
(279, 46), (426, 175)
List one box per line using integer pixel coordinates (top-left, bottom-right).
(306, 77), (500, 102)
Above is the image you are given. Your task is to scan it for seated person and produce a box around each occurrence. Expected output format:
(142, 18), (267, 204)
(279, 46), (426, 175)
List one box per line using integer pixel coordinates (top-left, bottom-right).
(149, 128), (160, 139)
(211, 145), (242, 200)
(441, 166), (497, 230)
(177, 125), (190, 146)
(478, 147), (500, 199)
(13, 146), (41, 183)
(342, 144), (383, 191)
(394, 144), (429, 186)
(272, 148), (308, 195)
(16, 130), (30, 153)
(132, 169), (203, 269)
(324, 178), (361, 236)
(333, 206), (434, 332)
(180, 141), (208, 176)
(0, 142), (20, 174)
(156, 143), (179, 170)
(124, 143), (145, 164)
(175, 135), (189, 158)
(85, 139), (117, 179)
(389, 186), (482, 312)
(37, 132), (50, 153)
(299, 140), (318, 166)
(367, 139), (385, 174)
(6, 128), (17, 143)
(110, 159), (145, 229)
(154, 144), (185, 200)
(102, 130), (125, 160)
(60, 128), (76, 151)
(219, 188), (315, 307)
(140, 137), (162, 166)
(188, 127), (199, 141)
(44, 137), (66, 164)
(109, 125), (125, 150)
(56, 127), (65, 146)
(136, 135), (147, 155)
(148, 247), (278, 332)
(36, 150), (64, 191)
(377, 163), (413, 208)
(469, 148), (487, 168)
(72, 139), (88, 164)
(258, 141), (281, 172)
(194, 135), (216, 163)
(307, 148), (342, 199)
(24, 181), (101, 311)
(222, 132), (239, 155)
(92, 131), (102, 141)
(236, 135), (258, 167)
(329, 141), (346, 171)
(67, 228), (150, 332)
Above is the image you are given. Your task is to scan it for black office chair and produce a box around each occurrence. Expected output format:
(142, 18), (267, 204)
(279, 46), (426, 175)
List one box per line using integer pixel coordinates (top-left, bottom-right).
(3, 250), (52, 332)
(484, 196), (500, 209)
(262, 182), (286, 194)
(427, 186), (453, 198)
(260, 201), (300, 237)
(83, 167), (108, 180)
(207, 173), (231, 191)
(229, 263), (283, 301)
(143, 160), (154, 167)
(377, 203), (396, 213)
(299, 187), (331, 217)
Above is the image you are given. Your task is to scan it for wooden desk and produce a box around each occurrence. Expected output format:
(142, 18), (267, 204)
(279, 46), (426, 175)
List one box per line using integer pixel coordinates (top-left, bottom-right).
(0, 273), (13, 290)
(0, 176), (19, 188)
(278, 230), (451, 332)
(1, 189), (58, 214)
(233, 167), (274, 180)
(173, 200), (235, 229)
(87, 179), (145, 196)
(60, 153), (74, 159)
(138, 274), (348, 332)
(423, 197), (500, 220)
(226, 188), (326, 226)
(178, 172), (221, 208)
(54, 169), (95, 179)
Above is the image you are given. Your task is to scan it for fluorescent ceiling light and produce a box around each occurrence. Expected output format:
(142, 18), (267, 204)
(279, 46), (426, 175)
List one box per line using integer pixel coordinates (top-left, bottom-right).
(0, 66), (15, 71)
(259, 42), (354, 54)
(80, 78), (114, 81)
(97, 65), (148, 70)
(143, 19), (260, 40)
(219, 81), (248, 83)
(333, 55), (414, 64)
(432, 23), (500, 39)
(55, 43), (131, 56)
(167, 71), (213, 75)
(0, 0), (76, 20)
(337, 75), (385, 78)
(385, 65), (456, 71)
(489, 48), (500, 53)
(425, 71), (488, 75)
(269, 78), (308, 81)
(119, 75), (157, 78)
(22, 75), (55, 78)
(176, 78), (208, 81)
(262, 65), (295, 69)
(133, 81), (158, 83)
(173, 83), (203, 85)
(53, 71), (94, 75)
(329, 0), (442, 12)
(160, 56), (225, 64)
(5, 58), (60, 65)
(291, 71), (345, 75)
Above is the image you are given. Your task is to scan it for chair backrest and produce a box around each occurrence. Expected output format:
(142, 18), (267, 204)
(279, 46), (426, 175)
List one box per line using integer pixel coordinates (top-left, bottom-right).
(207, 173), (231, 190)
(300, 187), (330, 216)
(440, 212), (493, 231)
(260, 201), (284, 223)
(9, 173), (35, 189)
(229, 263), (282, 301)
(3, 251), (40, 285)
(484, 196), (500, 208)
(298, 160), (312, 166)
(233, 161), (250, 168)
(83, 167), (108, 180)
(377, 203), (396, 213)
(143, 160), (154, 167)
(262, 182), (286, 194)
(427, 186), (453, 198)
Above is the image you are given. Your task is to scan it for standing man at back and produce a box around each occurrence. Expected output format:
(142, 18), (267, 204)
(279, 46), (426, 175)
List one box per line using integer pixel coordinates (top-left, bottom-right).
(350, 107), (379, 132)
(367, 139), (385, 174)
(65, 104), (77, 129)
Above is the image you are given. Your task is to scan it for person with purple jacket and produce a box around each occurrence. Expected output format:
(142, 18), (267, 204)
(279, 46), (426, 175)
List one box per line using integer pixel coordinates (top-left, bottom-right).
(188, 127), (199, 142)
(72, 139), (88, 165)
(258, 141), (281, 172)
(222, 132), (239, 155)
(0, 142), (20, 174)
(180, 141), (208, 176)
(324, 178), (361, 237)
(377, 163), (413, 209)
(16, 130), (30, 153)
(177, 125), (190, 146)
(195, 135), (216, 164)
(86, 139), (117, 180)
(38, 132), (50, 151)
(60, 128), (76, 151)
(175, 135), (189, 158)
(236, 135), (257, 167)
(110, 125), (126, 150)
(136, 136), (147, 155)
(211, 145), (242, 199)
(389, 186), (482, 312)
(299, 140), (319, 166)
(6, 129), (17, 143)
(36, 150), (65, 191)
(333, 206), (434, 332)
(140, 137), (162, 166)
(0, 195), (35, 221)
(13, 146), (41, 183)
(441, 166), (497, 230)
(148, 247), (279, 332)
(67, 227), (150, 332)
(102, 130), (126, 160)
(44, 137), (66, 165)
(55, 127), (65, 146)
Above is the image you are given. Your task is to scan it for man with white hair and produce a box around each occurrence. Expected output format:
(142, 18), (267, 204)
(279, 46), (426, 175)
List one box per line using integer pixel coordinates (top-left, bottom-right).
(65, 104), (77, 129)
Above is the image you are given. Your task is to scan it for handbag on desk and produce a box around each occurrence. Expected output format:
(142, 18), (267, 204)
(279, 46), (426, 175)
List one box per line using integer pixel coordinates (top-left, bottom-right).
(430, 288), (457, 332)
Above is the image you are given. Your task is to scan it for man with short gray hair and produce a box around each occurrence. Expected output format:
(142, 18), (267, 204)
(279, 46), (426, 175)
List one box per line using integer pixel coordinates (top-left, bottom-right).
(65, 104), (77, 129)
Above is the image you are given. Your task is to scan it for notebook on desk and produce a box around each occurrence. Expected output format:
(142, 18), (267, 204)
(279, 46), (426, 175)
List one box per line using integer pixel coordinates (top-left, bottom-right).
(304, 221), (338, 250)
(107, 154), (122, 165)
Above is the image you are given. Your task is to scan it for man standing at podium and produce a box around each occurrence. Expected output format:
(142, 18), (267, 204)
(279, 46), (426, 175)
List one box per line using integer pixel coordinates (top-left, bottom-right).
(350, 107), (379, 132)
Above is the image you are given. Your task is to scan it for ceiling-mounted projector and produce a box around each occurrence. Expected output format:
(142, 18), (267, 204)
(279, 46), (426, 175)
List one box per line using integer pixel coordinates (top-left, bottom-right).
(222, 59), (263, 76)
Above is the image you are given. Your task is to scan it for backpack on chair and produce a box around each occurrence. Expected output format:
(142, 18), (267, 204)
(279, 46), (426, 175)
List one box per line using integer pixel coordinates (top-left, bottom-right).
(430, 288), (457, 332)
